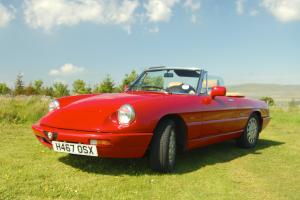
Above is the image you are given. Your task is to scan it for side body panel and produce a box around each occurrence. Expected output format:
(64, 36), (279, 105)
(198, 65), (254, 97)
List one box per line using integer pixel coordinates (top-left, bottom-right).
(182, 96), (243, 150)
(180, 96), (269, 150)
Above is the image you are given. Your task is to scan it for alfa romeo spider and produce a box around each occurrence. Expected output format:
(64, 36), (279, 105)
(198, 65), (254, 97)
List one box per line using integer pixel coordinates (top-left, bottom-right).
(32, 67), (270, 172)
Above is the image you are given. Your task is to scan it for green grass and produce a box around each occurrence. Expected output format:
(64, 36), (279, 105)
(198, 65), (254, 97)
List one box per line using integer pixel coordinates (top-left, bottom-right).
(0, 96), (50, 124)
(0, 97), (299, 200)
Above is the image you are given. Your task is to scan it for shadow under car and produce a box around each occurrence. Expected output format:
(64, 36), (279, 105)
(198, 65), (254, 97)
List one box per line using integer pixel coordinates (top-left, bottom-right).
(58, 139), (284, 175)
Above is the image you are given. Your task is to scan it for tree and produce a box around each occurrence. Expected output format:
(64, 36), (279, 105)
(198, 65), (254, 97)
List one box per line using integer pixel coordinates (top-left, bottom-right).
(33, 80), (43, 95)
(0, 83), (11, 95)
(53, 82), (70, 97)
(72, 79), (91, 94)
(43, 86), (54, 97)
(260, 96), (275, 106)
(119, 70), (138, 91)
(94, 75), (115, 93)
(24, 82), (36, 95)
(14, 73), (25, 95)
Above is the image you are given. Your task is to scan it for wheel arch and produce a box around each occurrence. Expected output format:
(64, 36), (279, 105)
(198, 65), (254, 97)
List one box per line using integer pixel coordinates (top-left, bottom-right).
(251, 110), (263, 133)
(154, 114), (188, 152)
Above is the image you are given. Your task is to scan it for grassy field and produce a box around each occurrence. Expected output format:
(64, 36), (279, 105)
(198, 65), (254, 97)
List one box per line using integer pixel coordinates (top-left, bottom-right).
(0, 96), (300, 200)
(228, 84), (300, 106)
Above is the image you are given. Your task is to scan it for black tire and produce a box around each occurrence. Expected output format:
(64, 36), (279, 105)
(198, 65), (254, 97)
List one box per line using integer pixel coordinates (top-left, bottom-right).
(236, 114), (260, 148)
(149, 119), (176, 173)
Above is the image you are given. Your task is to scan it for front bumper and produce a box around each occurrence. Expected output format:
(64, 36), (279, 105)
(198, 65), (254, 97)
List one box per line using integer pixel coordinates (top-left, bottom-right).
(32, 124), (153, 158)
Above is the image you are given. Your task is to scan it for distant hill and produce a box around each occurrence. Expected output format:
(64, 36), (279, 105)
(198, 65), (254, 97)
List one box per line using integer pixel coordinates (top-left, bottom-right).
(227, 84), (300, 104)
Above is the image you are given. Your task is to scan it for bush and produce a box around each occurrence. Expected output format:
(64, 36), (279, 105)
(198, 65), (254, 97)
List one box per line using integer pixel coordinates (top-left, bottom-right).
(94, 75), (116, 93)
(34, 80), (44, 95)
(43, 86), (54, 97)
(53, 82), (70, 97)
(260, 96), (275, 106)
(0, 96), (50, 124)
(0, 83), (11, 95)
(24, 83), (36, 96)
(288, 99), (299, 111)
(119, 70), (138, 91)
(72, 79), (91, 94)
(14, 74), (25, 95)
(4, 69), (141, 97)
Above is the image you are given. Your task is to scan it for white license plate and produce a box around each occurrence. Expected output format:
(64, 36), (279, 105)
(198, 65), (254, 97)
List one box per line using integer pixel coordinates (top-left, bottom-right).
(52, 141), (98, 157)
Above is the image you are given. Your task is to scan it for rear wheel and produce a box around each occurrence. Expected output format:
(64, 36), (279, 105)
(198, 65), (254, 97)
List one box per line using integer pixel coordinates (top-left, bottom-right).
(149, 119), (176, 173)
(236, 114), (260, 148)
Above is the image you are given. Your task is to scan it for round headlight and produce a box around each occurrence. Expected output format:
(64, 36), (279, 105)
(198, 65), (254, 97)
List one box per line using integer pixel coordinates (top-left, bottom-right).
(49, 100), (60, 112)
(118, 104), (135, 125)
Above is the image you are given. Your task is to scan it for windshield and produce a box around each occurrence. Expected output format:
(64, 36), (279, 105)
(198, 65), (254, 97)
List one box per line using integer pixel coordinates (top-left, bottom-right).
(129, 69), (201, 95)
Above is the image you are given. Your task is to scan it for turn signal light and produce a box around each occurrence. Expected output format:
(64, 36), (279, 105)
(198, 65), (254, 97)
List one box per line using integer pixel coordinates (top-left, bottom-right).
(90, 139), (112, 146)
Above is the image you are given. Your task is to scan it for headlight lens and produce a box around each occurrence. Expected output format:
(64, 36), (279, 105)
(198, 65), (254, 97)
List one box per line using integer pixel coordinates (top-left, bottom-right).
(118, 104), (135, 125)
(49, 100), (60, 112)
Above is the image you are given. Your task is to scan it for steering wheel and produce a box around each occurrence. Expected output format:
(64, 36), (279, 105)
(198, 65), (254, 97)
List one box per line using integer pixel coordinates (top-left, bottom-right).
(166, 83), (196, 94)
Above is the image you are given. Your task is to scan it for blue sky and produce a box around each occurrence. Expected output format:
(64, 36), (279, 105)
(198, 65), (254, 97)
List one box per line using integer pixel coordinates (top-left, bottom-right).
(0, 0), (299, 87)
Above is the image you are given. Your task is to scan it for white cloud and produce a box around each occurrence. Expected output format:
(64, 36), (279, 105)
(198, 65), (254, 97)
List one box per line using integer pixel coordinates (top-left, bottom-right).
(144, 0), (179, 22)
(22, 0), (205, 33)
(236, 0), (246, 15)
(261, 0), (300, 22)
(184, 0), (200, 12)
(184, 0), (200, 23)
(0, 3), (15, 27)
(49, 63), (85, 76)
(24, 0), (139, 32)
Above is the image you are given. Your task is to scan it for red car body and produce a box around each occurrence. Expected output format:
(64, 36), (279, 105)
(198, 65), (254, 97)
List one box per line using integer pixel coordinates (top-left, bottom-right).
(32, 88), (270, 158)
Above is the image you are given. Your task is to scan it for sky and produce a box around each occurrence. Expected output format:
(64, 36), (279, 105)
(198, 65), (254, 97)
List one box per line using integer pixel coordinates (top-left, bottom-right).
(0, 0), (299, 87)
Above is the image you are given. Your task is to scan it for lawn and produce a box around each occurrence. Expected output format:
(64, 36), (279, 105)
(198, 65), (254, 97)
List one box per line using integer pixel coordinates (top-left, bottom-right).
(0, 97), (299, 200)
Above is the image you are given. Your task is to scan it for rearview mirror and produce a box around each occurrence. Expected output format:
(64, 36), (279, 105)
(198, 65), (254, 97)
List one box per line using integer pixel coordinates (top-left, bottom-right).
(164, 72), (174, 78)
(210, 86), (226, 99)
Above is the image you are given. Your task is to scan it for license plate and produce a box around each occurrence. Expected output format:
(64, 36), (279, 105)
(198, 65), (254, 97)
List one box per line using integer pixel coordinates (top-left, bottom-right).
(52, 141), (98, 157)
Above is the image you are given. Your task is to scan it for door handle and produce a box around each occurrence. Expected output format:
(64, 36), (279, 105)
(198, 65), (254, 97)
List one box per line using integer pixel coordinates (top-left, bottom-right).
(228, 98), (235, 102)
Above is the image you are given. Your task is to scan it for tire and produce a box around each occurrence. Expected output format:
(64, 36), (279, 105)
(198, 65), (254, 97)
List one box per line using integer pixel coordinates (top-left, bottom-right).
(149, 119), (176, 173)
(236, 114), (260, 148)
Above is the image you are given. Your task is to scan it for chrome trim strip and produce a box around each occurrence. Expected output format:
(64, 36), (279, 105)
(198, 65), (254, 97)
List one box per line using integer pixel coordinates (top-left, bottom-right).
(188, 129), (244, 143)
(187, 116), (249, 126)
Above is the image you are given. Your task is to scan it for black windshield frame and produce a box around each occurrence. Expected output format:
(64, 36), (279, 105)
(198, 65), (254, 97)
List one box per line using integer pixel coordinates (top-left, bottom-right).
(128, 68), (206, 95)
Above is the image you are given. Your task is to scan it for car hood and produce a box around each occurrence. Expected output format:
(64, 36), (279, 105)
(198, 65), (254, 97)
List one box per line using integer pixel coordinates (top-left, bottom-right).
(40, 92), (167, 132)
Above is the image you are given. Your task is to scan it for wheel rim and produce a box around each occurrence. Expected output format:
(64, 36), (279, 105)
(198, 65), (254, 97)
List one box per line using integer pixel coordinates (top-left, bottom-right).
(247, 117), (258, 144)
(168, 129), (176, 166)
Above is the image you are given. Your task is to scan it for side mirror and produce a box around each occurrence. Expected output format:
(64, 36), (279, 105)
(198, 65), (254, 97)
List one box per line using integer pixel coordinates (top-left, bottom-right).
(210, 86), (226, 99)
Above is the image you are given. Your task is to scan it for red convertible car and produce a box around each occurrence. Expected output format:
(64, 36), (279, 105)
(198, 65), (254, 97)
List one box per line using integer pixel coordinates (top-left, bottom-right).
(32, 67), (270, 172)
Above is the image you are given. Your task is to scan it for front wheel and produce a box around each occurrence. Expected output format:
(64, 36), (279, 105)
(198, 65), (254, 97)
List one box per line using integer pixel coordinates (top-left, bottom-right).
(149, 119), (176, 173)
(236, 114), (260, 148)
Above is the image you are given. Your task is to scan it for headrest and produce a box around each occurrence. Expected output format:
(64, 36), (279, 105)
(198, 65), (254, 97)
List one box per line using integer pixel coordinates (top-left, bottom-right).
(168, 82), (183, 87)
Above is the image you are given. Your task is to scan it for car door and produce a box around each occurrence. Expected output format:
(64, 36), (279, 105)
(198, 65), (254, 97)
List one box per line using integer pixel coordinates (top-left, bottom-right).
(200, 95), (238, 138)
(197, 74), (239, 138)
(185, 74), (239, 140)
